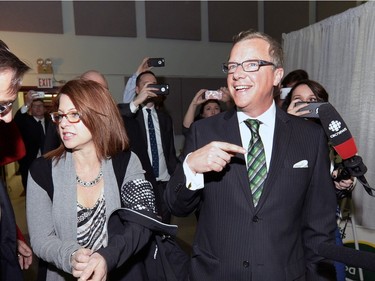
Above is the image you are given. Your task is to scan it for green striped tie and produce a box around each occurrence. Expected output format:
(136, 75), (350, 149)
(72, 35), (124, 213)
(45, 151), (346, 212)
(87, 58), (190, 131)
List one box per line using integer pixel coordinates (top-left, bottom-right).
(245, 119), (267, 206)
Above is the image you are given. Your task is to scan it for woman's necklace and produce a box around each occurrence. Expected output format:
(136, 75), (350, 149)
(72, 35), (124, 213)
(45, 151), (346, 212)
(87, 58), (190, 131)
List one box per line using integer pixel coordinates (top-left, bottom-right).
(76, 166), (103, 188)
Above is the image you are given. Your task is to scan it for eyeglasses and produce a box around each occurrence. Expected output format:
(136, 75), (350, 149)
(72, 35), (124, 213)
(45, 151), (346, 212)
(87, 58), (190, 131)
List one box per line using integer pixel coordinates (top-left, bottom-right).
(222, 60), (275, 74)
(50, 112), (81, 124)
(0, 100), (14, 115)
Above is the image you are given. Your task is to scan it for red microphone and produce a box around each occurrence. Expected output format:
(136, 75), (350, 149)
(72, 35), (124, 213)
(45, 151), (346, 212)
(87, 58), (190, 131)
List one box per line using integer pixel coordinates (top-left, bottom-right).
(318, 103), (357, 159)
(318, 103), (374, 196)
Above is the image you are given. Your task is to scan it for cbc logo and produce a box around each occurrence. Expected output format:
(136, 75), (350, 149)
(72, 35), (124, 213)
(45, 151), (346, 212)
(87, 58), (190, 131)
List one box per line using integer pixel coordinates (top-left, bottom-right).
(328, 120), (341, 132)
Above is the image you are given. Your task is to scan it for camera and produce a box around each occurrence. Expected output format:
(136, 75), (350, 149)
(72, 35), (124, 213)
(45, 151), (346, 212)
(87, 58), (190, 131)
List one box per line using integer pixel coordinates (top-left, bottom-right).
(31, 91), (45, 99)
(334, 166), (352, 199)
(203, 90), (222, 100)
(147, 58), (165, 67)
(148, 84), (169, 95)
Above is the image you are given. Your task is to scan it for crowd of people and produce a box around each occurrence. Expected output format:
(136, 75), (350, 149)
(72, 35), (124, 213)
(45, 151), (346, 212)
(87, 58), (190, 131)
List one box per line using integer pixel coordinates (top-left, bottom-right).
(0, 29), (358, 281)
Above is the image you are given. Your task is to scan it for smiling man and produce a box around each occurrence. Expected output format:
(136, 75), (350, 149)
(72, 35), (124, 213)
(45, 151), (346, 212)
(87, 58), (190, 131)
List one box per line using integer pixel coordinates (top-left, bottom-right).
(165, 30), (337, 281)
(0, 40), (31, 280)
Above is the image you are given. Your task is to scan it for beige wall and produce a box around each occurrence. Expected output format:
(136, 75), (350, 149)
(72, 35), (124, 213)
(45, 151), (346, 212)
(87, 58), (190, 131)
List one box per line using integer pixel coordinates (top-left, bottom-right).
(1, 1), (360, 105)
(2, 1), (231, 103)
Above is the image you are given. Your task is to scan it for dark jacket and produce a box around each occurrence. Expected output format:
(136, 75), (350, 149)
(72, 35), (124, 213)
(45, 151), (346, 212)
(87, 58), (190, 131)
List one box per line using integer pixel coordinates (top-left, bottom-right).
(166, 107), (337, 281)
(118, 103), (178, 176)
(0, 181), (23, 281)
(98, 208), (189, 281)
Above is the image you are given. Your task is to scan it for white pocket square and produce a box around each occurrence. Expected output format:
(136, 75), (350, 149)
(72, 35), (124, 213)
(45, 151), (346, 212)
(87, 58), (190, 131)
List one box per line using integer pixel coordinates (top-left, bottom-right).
(293, 160), (308, 168)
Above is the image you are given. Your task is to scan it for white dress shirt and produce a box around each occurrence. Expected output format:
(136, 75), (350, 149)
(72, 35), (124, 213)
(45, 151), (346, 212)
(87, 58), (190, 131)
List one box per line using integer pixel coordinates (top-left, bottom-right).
(141, 106), (170, 182)
(185, 102), (277, 190)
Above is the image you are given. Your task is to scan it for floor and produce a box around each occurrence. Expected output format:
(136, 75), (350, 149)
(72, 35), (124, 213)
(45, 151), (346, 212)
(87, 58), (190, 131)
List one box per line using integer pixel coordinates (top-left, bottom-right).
(6, 172), (197, 280)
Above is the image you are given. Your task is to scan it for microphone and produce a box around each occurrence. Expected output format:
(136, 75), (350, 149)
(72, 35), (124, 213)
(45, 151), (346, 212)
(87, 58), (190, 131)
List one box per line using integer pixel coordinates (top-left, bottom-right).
(318, 103), (375, 196)
(318, 242), (375, 272)
(318, 103), (357, 160)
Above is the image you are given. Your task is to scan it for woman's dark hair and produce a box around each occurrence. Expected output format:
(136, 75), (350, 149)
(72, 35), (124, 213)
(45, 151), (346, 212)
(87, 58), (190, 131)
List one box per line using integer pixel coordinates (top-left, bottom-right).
(283, 79), (329, 110)
(135, 71), (156, 87)
(281, 69), (309, 87)
(194, 99), (222, 121)
(0, 40), (30, 96)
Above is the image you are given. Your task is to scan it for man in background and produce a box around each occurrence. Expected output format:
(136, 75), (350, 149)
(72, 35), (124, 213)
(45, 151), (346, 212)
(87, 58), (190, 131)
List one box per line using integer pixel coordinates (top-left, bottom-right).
(14, 92), (50, 195)
(119, 70), (178, 223)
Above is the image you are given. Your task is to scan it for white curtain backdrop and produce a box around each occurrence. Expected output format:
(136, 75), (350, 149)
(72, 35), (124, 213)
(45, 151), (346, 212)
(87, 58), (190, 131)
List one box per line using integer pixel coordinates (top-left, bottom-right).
(282, 1), (375, 228)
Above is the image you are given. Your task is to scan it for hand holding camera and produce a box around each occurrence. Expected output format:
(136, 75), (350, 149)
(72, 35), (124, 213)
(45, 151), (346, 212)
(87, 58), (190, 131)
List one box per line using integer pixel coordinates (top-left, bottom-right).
(133, 82), (159, 107)
(202, 90), (223, 100)
(25, 90), (45, 107)
(136, 57), (153, 76)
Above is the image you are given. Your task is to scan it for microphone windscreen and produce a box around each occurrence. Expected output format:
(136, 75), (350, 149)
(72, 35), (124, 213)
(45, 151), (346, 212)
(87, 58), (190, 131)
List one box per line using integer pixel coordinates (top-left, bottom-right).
(318, 103), (357, 159)
(318, 242), (375, 272)
(121, 179), (157, 215)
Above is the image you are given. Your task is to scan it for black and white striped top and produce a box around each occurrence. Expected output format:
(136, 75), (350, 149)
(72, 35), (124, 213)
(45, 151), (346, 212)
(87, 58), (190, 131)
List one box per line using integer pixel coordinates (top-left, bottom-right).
(76, 190), (107, 251)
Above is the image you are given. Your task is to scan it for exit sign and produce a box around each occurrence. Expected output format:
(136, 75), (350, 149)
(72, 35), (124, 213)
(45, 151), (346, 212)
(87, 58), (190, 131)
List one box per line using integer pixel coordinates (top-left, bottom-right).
(37, 75), (53, 88)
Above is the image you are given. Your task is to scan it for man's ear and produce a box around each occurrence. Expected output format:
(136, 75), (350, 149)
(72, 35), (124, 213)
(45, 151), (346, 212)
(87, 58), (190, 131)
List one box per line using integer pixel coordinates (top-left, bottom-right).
(273, 68), (284, 86)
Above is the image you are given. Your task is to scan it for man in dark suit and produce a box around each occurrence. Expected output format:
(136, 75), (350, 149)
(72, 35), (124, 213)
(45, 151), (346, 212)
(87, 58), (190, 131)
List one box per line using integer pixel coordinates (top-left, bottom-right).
(0, 39), (32, 281)
(165, 30), (337, 281)
(119, 71), (178, 223)
(14, 92), (50, 194)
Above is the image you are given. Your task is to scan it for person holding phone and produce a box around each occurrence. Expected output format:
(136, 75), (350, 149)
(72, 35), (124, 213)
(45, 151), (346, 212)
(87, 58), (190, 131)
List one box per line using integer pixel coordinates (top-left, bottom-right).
(118, 70), (178, 223)
(182, 89), (222, 137)
(283, 79), (355, 281)
(122, 57), (160, 103)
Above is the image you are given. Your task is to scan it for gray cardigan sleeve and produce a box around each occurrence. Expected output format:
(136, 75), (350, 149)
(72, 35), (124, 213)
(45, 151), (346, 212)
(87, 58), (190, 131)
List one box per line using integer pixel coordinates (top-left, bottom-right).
(26, 152), (146, 274)
(26, 171), (80, 273)
(123, 152), (146, 184)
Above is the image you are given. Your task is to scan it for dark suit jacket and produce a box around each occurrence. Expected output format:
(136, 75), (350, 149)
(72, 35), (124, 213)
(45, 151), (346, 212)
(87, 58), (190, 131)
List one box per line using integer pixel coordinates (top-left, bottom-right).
(0, 181), (24, 281)
(118, 103), (178, 177)
(14, 109), (51, 185)
(165, 107), (337, 281)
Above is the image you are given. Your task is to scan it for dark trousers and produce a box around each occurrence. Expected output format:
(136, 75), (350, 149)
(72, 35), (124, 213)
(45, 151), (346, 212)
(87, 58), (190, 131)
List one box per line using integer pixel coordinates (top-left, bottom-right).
(156, 181), (171, 223)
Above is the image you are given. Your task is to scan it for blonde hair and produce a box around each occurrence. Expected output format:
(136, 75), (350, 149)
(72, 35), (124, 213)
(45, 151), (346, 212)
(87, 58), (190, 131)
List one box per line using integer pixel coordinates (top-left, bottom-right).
(232, 29), (284, 68)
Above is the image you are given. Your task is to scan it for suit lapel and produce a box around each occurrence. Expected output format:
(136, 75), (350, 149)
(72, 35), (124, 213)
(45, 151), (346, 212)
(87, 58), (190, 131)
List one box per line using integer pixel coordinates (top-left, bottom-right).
(256, 108), (292, 210)
(223, 109), (255, 210)
(136, 107), (148, 145)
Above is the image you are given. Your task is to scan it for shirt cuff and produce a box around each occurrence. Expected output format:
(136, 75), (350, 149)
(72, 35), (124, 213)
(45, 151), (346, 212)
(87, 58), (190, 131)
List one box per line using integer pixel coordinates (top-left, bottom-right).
(20, 105), (28, 114)
(129, 101), (139, 113)
(183, 154), (204, 190)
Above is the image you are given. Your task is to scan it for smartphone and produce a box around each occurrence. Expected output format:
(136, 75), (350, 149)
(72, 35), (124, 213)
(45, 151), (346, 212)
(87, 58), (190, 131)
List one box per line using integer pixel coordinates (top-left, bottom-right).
(147, 58), (165, 67)
(295, 102), (328, 118)
(148, 84), (169, 95)
(203, 90), (222, 100)
(31, 91), (45, 98)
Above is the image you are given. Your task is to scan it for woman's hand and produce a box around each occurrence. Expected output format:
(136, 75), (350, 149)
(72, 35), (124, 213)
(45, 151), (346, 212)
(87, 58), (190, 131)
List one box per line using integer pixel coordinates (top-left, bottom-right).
(332, 169), (355, 191)
(287, 99), (310, 117)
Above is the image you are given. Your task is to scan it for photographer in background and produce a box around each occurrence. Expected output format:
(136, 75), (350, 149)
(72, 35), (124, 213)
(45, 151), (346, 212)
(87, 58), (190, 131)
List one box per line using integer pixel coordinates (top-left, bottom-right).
(118, 70), (178, 223)
(122, 57), (152, 103)
(283, 79), (355, 281)
(182, 88), (224, 137)
(14, 90), (51, 196)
